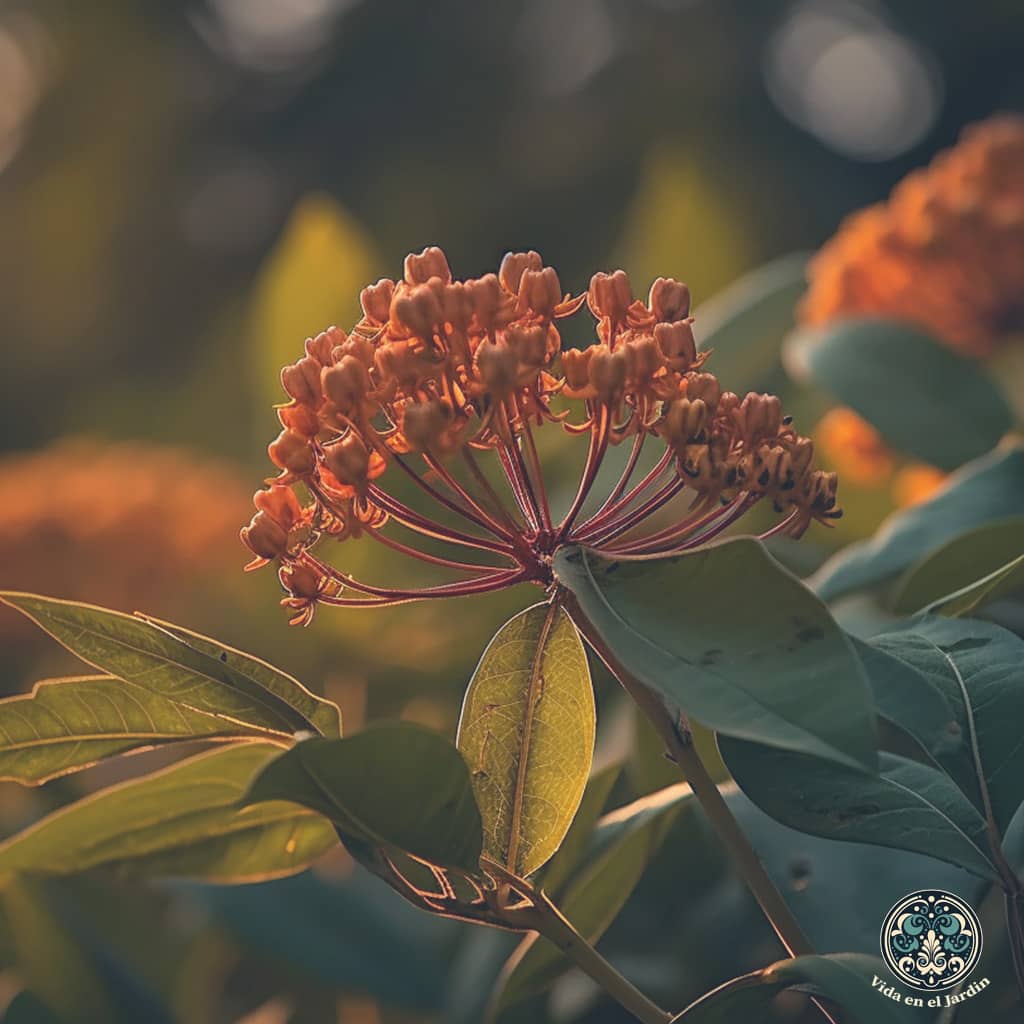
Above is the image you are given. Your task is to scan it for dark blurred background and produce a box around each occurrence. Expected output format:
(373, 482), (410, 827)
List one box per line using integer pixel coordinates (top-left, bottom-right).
(0, 2), (1022, 1021)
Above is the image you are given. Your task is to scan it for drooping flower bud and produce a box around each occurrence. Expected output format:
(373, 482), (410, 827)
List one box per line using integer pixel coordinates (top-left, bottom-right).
(588, 270), (633, 325)
(360, 278), (395, 325)
(499, 250), (543, 294)
(268, 429), (315, 478)
(654, 320), (697, 373)
(648, 278), (691, 323)
(404, 246), (452, 285)
(281, 356), (323, 406)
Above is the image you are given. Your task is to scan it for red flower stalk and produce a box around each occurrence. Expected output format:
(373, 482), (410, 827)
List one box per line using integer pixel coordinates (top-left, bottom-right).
(242, 248), (840, 623)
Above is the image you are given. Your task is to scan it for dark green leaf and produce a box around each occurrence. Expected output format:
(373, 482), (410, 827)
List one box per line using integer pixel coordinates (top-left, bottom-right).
(0, 674), (267, 785)
(245, 723), (483, 873)
(0, 744), (336, 881)
(671, 953), (914, 1023)
(863, 616), (1024, 833)
(811, 445), (1024, 602)
(720, 738), (999, 881)
(554, 540), (877, 770)
(695, 253), (809, 393)
(0, 594), (341, 738)
(928, 556), (1024, 617)
(891, 517), (1024, 614)
(491, 782), (692, 1013)
(2, 992), (63, 1024)
(537, 764), (619, 898)
(456, 603), (594, 878)
(792, 318), (1012, 469)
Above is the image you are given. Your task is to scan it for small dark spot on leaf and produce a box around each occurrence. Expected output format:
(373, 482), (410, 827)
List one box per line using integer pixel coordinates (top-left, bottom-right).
(605, 563), (622, 575)
(699, 649), (724, 667)
(788, 856), (813, 892)
(825, 803), (881, 823)
(796, 625), (825, 645)
(219, 652), (228, 662)
(946, 721), (962, 737)
(473, 769), (488, 780)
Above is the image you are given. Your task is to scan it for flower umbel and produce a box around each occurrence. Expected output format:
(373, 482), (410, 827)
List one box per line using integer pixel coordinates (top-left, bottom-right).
(243, 248), (840, 623)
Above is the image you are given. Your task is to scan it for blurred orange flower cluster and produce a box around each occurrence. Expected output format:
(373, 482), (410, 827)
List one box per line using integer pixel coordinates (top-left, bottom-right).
(0, 438), (250, 642)
(801, 115), (1024, 502)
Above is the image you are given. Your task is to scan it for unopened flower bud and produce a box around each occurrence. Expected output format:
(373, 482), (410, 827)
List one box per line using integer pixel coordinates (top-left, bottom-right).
(404, 246), (452, 285)
(477, 338), (520, 395)
(648, 278), (691, 323)
(268, 429), (315, 477)
(360, 278), (395, 324)
(664, 398), (707, 447)
(506, 324), (551, 370)
(401, 398), (463, 453)
(281, 356), (323, 406)
(684, 372), (721, 410)
(588, 347), (628, 405)
(321, 355), (372, 415)
(392, 282), (444, 336)
(241, 511), (289, 560)
(654, 320), (697, 372)
(278, 402), (321, 438)
(323, 432), (373, 489)
(306, 327), (345, 366)
(561, 346), (595, 394)
(588, 270), (633, 324)
(736, 393), (783, 444)
(518, 267), (562, 317)
(253, 484), (302, 530)
(499, 251), (543, 294)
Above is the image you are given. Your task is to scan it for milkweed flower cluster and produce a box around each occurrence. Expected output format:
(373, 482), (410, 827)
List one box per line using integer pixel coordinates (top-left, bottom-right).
(801, 115), (1024, 358)
(801, 115), (1024, 500)
(243, 248), (840, 623)
(0, 438), (250, 640)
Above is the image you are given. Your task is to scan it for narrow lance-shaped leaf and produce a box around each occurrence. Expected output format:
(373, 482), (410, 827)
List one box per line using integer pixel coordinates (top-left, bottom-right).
(861, 615), (1024, 834)
(810, 445), (1024, 602)
(245, 724), (484, 874)
(890, 517), (1024, 614)
(456, 602), (595, 879)
(927, 555), (1024, 617)
(0, 594), (341, 738)
(490, 782), (692, 1015)
(0, 674), (280, 786)
(719, 738), (999, 881)
(671, 954), (915, 1024)
(0, 744), (337, 882)
(553, 540), (877, 771)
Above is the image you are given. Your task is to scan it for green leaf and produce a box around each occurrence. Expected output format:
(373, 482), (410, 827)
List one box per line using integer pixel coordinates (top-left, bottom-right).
(455, 603), (594, 878)
(811, 445), (1024, 602)
(0, 594), (341, 739)
(0, 744), (336, 882)
(929, 555), (1024, 617)
(0, 674), (270, 785)
(791, 318), (1012, 470)
(891, 517), (1024, 614)
(245, 723), (483, 873)
(671, 953), (914, 1023)
(553, 540), (877, 770)
(2, 992), (63, 1024)
(491, 782), (692, 1014)
(862, 616), (1024, 833)
(537, 764), (619, 898)
(719, 739), (999, 881)
(694, 253), (809, 394)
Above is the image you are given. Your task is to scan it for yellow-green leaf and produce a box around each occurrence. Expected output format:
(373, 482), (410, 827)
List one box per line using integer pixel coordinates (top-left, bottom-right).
(0, 594), (340, 739)
(457, 602), (595, 878)
(0, 745), (336, 883)
(0, 674), (274, 785)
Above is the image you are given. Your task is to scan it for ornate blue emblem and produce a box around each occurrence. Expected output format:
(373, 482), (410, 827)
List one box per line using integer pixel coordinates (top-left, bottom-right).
(880, 890), (982, 990)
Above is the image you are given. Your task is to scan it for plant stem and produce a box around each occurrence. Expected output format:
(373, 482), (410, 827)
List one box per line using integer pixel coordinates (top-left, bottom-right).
(528, 890), (672, 1024)
(559, 590), (816, 960)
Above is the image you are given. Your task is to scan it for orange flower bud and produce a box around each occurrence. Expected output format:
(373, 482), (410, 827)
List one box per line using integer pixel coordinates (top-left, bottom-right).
(278, 402), (321, 438)
(337, 333), (376, 368)
(624, 335), (665, 384)
(268, 429), (315, 477)
(588, 347), (628, 405)
(499, 251), (543, 294)
(240, 510), (289, 560)
(401, 398), (464, 454)
(648, 278), (691, 323)
(518, 267), (562, 317)
(466, 273), (509, 331)
(280, 356), (323, 406)
(588, 270), (633, 324)
(280, 561), (323, 600)
(321, 355), (373, 416)
(663, 398), (707, 448)
(392, 282), (444, 336)
(654, 320), (697, 372)
(306, 327), (345, 365)
(735, 393), (783, 444)
(322, 432), (382, 491)
(360, 278), (395, 324)
(404, 246), (452, 285)
(506, 324), (551, 370)
(561, 346), (596, 395)
(253, 484), (302, 530)
(684, 372), (721, 410)
(476, 338), (520, 395)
